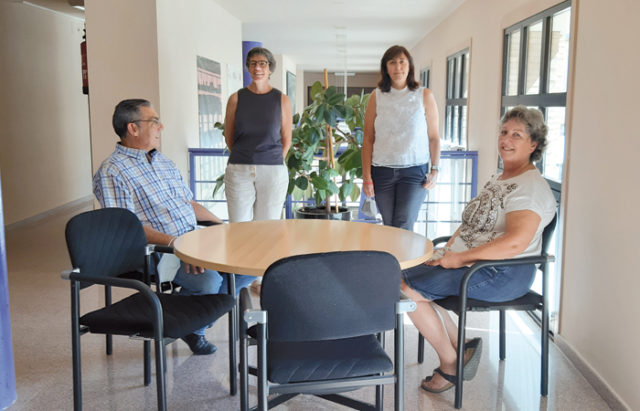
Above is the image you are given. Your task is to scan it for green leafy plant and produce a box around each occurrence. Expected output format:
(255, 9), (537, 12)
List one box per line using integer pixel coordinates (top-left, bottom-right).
(287, 81), (369, 207)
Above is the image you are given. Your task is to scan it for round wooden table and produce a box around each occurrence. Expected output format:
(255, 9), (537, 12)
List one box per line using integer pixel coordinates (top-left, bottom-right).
(174, 219), (433, 276)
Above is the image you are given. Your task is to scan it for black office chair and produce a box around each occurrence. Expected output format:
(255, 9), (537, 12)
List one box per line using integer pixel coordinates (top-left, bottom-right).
(146, 220), (238, 395)
(62, 208), (235, 411)
(239, 251), (416, 411)
(416, 213), (557, 409)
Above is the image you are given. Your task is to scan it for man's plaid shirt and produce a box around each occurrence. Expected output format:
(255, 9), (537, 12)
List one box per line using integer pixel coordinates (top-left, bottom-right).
(93, 143), (197, 237)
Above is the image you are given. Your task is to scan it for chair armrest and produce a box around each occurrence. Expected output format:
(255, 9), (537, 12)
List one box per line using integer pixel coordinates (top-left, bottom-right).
(146, 244), (174, 255)
(63, 269), (155, 293)
(244, 309), (266, 325)
(61, 268), (79, 280)
(458, 254), (555, 299)
(396, 296), (417, 314)
(433, 236), (451, 247)
(197, 220), (221, 227)
(62, 269), (162, 312)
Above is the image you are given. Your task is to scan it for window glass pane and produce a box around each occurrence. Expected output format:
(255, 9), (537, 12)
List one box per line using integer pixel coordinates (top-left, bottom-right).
(194, 154), (227, 182)
(525, 20), (543, 95)
(543, 107), (566, 182)
(548, 7), (571, 93)
(454, 55), (462, 98)
(461, 105), (468, 148)
(447, 59), (455, 99)
(462, 52), (469, 99)
(445, 105), (452, 142)
(505, 30), (521, 96)
(452, 105), (460, 145)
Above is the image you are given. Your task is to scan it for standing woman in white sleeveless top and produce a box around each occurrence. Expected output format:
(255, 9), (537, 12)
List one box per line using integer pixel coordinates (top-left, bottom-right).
(362, 45), (441, 231)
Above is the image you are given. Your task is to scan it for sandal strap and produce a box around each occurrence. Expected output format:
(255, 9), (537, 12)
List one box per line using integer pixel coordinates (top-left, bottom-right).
(434, 367), (458, 385)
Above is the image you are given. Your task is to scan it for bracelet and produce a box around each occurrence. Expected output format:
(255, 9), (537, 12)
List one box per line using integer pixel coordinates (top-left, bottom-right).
(168, 237), (176, 247)
(363, 181), (374, 185)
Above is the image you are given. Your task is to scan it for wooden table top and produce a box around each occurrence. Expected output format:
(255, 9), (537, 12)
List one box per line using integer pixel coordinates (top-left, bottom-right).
(173, 219), (433, 276)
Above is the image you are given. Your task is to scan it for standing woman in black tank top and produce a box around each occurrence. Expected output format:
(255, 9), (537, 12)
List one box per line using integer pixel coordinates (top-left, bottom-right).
(223, 47), (292, 225)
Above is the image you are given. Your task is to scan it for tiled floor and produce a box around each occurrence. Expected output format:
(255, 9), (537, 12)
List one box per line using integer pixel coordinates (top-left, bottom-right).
(5, 203), (612, 410)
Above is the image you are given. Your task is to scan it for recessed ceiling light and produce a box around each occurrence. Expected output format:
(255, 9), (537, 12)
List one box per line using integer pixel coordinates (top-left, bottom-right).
(68, 0), (84, 11)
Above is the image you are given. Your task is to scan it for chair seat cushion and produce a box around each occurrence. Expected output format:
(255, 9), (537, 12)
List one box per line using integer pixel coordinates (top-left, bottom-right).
(435, 291), (542, 312)
(266, 334), (392, 384)
(80, 292), (234, 339)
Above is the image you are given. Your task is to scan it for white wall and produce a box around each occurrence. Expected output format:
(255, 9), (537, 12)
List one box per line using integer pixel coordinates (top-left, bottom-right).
(410, 0), (640, 408)
(84, 0), (243, 178)
(0, 2), (92, 225)
(560, 1), (640, 409)
(156, 0), (243, 175)
(269, 54), (303, 116)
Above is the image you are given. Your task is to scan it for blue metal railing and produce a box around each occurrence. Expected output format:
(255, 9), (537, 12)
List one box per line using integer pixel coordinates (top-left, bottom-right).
(188, 148), (477, 236)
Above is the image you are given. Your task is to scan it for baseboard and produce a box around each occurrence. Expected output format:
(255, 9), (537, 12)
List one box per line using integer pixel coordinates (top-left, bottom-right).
(555, 335), (630, 411)
(4, 195), (94, 232)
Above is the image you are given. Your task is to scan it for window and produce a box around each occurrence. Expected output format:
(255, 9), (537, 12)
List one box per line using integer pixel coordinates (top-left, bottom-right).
(501, 1), (571, 184)
(420, 67), (431, 89)
(501, 1), (571, 334)
(444, 49), (470, 148)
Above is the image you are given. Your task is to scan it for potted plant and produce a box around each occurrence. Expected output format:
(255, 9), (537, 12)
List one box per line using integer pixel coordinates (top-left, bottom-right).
(287, 81), (369, 219)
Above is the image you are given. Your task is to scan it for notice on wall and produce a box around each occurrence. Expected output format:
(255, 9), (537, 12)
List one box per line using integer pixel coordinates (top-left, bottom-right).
(197, 56), (223, 148)
(286, 71), (296, 114)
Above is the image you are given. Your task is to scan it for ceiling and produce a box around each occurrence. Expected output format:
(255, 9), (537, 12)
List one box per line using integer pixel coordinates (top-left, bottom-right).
(19, 0), (466, 73)
(216, 0), (465, 73)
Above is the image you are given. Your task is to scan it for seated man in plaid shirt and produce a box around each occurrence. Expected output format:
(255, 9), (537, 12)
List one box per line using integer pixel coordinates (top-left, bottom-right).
(93, 99), (254, 355)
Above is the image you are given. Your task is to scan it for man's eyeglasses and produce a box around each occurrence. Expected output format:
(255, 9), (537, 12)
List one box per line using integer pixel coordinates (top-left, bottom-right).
(132, 118), (161, 126)
(249, 60), (269, 68)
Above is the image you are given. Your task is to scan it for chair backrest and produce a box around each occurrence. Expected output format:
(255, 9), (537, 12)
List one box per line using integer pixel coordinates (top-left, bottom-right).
(65, 208), (147, 280)
(260, 251), (401, 342)
(540, 213), (558, 255)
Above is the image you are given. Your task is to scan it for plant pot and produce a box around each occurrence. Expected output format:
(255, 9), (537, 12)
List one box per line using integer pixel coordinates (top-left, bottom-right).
(294, 206), (351, 221)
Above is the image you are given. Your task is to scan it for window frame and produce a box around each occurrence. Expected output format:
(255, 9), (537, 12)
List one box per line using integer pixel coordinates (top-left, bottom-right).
(444, 48), (470, 148)
(500, 0), (571, 193)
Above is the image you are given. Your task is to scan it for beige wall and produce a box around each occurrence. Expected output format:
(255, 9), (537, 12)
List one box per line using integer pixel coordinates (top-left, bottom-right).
(560, 0), (639, 409)
(411, 0), (639, 408)
(0, 2), (92, 225)
(85, 0), (161, 176)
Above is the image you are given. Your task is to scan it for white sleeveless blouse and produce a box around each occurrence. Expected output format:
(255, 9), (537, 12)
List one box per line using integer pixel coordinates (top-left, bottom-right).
(372, 86), (430, 167)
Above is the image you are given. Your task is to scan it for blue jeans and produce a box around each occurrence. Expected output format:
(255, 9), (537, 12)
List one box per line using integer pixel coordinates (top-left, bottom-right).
(173, 261), (255, 336)
(371, 164), (428, 231)
(402, 263), (536, 302)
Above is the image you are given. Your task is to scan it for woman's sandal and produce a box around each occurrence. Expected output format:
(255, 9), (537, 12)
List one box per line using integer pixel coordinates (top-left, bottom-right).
(421, 368), (457, 393)
(420, 338), (484, 394)
(463, 337), (483, 381)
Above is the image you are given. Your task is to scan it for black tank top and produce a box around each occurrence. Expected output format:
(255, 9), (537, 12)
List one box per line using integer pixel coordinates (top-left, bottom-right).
(228, 87), (283, 165)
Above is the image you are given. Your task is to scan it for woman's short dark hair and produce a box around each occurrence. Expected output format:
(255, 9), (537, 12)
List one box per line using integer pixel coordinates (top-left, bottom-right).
(245, 47), (276, 72)
(377, 45), (419, 92)
(501, 106), (548, 162)
(112, 99), (151, 139)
